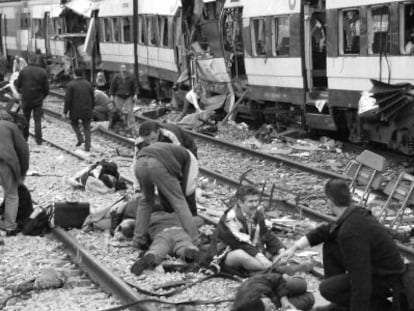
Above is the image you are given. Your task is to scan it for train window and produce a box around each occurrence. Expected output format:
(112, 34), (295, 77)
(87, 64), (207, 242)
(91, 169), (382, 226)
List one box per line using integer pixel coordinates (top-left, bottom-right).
(251, 18), (267, 56)
(20, 13), (30, 30)
(112, 17), (120, 42)
(54, 18), (65, 35)
(103, 18), (112, 42)
(272, 16), (290, 56)
(340, 9), (360, 54)
(33, 19), (44, 39)
(5, 18), (16, 36)
(401, 3), (414, 54)
(368, 6), (390, 54)
(203, 2), (217, 20)
(158, 16), (169, 47)
(147, 16), (159, 46)
(122, 17), (132, 43)
(138, 16), (146, 44)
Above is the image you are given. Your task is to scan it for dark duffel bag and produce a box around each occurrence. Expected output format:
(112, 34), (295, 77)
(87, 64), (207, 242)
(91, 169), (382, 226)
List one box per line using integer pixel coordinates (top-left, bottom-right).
(51, 202), (90, 229)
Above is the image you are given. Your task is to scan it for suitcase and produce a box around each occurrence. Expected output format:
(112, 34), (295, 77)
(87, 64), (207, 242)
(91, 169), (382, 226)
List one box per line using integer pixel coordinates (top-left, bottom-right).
(52, 202), (90, 229)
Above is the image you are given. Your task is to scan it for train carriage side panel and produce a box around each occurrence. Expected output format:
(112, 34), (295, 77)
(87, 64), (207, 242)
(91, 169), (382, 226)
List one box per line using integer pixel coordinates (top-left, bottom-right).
(2, 6), (18, 55)
(49, 5), (66, 58)
(239, 0), (305, 105)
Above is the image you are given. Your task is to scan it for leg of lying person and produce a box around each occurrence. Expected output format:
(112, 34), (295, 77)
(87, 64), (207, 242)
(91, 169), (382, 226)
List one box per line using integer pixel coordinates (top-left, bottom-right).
(172, 229), (200, 262)
(149, 161), (199, 244)
(132, 157), (155, 248)
(0, 163), (19, 231)
(225, 249), (272, 272)
(146, 233), (173, 265)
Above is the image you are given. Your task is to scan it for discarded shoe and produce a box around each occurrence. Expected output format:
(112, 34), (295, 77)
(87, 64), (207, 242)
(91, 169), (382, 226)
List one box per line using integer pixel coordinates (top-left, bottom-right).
(183, 248), (201, 263)
(130, 253), (157, 276)
(76, 140), (84, 147)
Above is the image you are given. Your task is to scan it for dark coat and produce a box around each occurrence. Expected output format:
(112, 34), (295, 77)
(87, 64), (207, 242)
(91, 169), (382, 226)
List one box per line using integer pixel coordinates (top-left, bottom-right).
(14, 65), (49, 108)
(64, 77), (95, 120)
(306, 206), (405, 311)
(0, 120), (29, 179)
(109, 73), (136, 98)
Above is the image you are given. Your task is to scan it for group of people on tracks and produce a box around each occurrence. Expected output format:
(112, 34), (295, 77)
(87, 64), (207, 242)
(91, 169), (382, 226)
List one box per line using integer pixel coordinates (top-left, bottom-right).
(0, 53), (412, 311)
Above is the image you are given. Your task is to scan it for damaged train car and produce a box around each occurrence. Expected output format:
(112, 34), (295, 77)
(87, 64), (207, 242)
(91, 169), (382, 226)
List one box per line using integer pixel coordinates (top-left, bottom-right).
(1, 0), (414, 155)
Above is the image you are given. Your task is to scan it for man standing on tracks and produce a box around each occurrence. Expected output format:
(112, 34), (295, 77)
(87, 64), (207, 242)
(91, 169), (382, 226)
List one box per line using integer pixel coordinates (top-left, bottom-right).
(14, 56), (49, 145)
(109, 64), (137, 132)
(275, 179), (406, 311)
(0, 117), (29, 234)
(63, 69), (95, 152)
(132, 142), (200, 250)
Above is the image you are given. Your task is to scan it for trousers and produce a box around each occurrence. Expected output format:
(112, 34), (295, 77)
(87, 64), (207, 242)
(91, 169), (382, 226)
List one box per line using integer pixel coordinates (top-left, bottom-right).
(114, 95), (134, 129)
(22, 105), (42, 143)
(71, 118), (91, 151)
(133, 157), (199, 247)
(0, 161), (18, 230)
(147, 227), (198, 264)
(320, 241), (401, 311)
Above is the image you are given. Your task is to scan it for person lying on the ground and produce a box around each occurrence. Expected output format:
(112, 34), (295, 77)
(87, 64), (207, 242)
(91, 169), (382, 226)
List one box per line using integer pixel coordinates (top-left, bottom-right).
(130, 208), (201, 276)
(216, 185), (286, 276)
(232, 272), (315, 311)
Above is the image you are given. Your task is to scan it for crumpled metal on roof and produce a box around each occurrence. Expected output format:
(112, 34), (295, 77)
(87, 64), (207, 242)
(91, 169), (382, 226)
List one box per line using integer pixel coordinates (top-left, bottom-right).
(64, 0), (97, 17)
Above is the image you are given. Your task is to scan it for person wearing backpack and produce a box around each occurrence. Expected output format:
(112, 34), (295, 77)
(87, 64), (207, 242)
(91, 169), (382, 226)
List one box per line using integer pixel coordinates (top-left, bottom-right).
(0, 119), (29, 234)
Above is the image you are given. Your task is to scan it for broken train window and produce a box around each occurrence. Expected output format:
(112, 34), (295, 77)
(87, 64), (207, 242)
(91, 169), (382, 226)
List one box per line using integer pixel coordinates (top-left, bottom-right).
(102, 18), (112, 42)
(250, 18), (267, 56)
(122, 17), (132, 43)
(158, 16), (171, 47)
(272, 16), (290, 56)
(138, 16), (147, 44)
(401, 2), (414, 54)
(33, 19), (44, 39)
(368, 5), (390, 54)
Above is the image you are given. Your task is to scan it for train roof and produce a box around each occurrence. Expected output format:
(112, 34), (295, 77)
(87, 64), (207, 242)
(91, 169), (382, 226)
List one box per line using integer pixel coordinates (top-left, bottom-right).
(223, 0), (300, 17)
(327, 0), (402, 10)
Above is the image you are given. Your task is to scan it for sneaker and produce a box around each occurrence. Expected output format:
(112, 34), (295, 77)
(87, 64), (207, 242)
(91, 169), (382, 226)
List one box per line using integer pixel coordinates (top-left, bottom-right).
(76, 140), (84, 147)
(130, 253), (157, 276)
(183, 248), (201, 263)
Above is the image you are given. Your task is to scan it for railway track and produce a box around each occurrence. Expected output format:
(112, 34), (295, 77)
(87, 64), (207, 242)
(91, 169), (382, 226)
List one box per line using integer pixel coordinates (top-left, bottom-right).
(40, 99), (414, 261)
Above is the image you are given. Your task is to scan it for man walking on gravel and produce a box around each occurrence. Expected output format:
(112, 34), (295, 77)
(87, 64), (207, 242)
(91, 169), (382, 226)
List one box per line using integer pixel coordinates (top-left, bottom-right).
(133, 142), (200, 250)
(0, 119), (29, 234)
(109, 64), (137, 131)
(275, 179), (407, 311)
(63, 69), (95, 152)
(14, 57), (49, 144)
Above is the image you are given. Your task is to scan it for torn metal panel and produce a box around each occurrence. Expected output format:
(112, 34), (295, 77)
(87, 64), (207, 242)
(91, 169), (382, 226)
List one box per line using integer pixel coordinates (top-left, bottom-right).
(98, 0), (133, 17)
(196, 58), (231, 83)
(64, 0), (95, 18)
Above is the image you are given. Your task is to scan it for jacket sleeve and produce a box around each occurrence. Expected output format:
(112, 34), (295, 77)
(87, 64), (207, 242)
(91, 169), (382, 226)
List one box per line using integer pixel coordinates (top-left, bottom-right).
(64, 84), (73, 114)
(305, 224), (331, 246)
(12, 125), (29, 176)
(339, 231), (372, 311)
(217, 213), (259, 257)
(42, 73), (49, 98)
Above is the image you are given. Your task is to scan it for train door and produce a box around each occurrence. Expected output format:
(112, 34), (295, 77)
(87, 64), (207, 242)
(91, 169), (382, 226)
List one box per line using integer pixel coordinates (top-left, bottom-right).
(220, 7), (245, 79)
(304, 5), (327, 90)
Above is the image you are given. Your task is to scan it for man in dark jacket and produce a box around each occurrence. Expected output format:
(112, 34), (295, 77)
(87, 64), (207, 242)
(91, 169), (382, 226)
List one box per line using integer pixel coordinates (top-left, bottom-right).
(135, 120), (199, 214)
(109, 64), (137, 129)
(0, 119), (29, 233)
(63, 69), (95, 152)
(275, 179), (406, 311)
(133, 142), (200, 250)
(217, 185), (285, 275)
(14, 59), (49, 144)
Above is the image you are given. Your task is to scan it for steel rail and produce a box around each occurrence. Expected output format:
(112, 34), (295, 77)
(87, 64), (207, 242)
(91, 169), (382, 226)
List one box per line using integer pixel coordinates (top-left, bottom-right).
(42, 99), (414, 261)
(53, 228), (147, 311)
(47, 90), (348, 180)
(135, 112), (350, 181)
